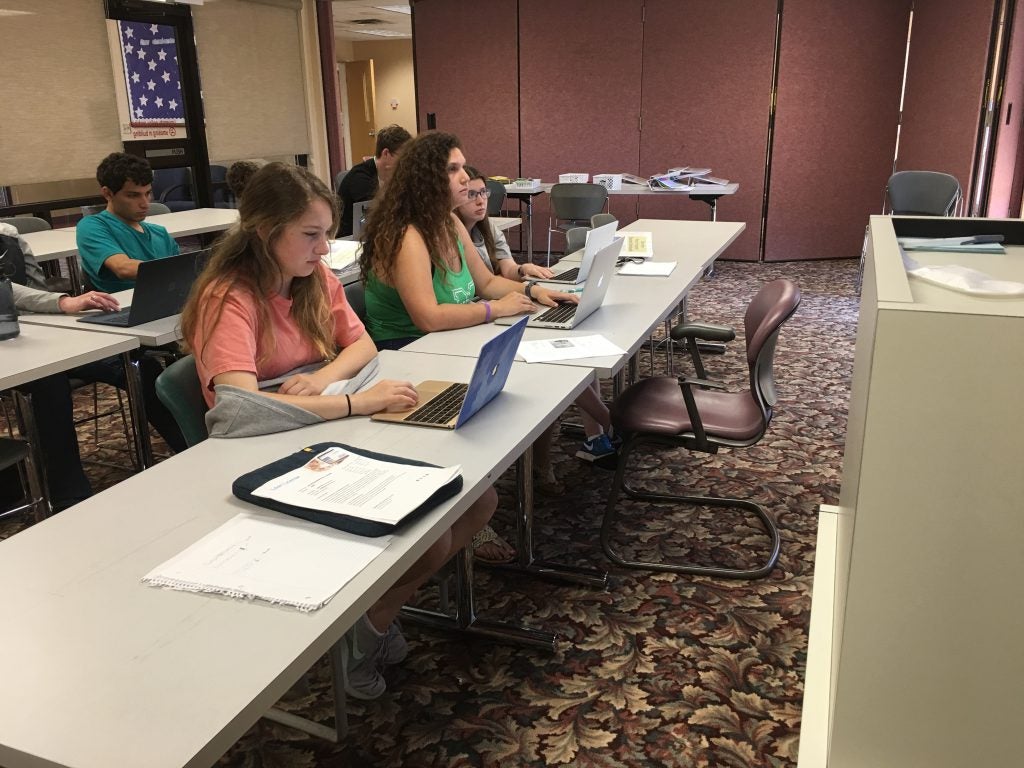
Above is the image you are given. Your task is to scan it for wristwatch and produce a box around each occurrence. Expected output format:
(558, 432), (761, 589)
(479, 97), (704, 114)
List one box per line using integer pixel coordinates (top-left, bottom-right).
(524, 280), (537, 300)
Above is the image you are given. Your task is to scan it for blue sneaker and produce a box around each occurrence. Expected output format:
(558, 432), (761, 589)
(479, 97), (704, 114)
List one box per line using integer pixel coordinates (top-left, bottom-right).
(576, 433), (616, 463)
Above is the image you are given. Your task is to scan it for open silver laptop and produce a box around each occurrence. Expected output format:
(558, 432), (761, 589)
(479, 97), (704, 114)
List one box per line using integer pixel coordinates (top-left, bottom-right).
(495, 238), (622, 330)
(352, 200), (372, 238)
(539, 220), (617, 285)
(371, 318), (527, 429)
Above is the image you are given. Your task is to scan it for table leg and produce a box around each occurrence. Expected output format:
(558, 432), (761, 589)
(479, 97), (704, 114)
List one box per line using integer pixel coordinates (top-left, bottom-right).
(402, 546), (558, 650)
(121, 352), (154, 468)
(491, 448), (609, 588)
(523, 196), (534, 264)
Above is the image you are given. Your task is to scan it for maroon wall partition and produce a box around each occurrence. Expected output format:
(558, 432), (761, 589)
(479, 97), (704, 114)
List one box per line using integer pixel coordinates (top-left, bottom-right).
(638, 0), (776, 261)
(764, 0), (911, 261)
(518, 0), (644, 251)
(896, 0), (996, 208)
(987, 7), (1024, 218)
(412, 0), (520, 177)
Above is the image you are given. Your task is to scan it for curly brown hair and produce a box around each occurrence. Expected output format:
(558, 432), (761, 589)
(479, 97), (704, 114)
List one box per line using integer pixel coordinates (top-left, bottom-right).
(359, 131), (462, 285)
(180, 162), (340, 367)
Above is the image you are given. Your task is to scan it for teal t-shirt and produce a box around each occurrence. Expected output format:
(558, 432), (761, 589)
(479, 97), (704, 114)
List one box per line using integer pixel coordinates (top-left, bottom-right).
(76, 210), (180, 292)
(365, 241), (474, 342)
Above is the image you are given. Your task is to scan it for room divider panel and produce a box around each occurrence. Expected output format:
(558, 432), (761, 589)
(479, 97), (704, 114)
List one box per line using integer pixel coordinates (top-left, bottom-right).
(764, 0), (912, 261)
(637, 0), (776, 262)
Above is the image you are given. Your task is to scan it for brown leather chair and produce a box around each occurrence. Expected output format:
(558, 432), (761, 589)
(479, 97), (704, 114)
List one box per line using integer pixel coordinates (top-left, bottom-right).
(601, 279), (801, 579)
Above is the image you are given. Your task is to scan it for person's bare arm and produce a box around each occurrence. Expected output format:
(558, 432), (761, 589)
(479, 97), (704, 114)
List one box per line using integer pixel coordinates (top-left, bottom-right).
(102, 253), (143, 281)
(277, 332), (378, 396)
(212, 369), (418, 418)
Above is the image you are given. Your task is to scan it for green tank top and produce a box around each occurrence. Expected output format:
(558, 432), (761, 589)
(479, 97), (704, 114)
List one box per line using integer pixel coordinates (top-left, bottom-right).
(365, 240), (475, 342)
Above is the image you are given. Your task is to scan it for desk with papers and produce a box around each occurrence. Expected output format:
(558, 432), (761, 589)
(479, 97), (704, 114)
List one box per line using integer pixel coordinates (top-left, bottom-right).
(0, 351), (591, 768)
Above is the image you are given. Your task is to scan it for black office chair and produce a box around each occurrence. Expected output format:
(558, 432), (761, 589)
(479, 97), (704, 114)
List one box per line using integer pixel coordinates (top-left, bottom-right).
(153, 167), (197, 212)
(601, 279), (801, 579)
(886, 171), (962, 216)
(0, 390), (50, 523)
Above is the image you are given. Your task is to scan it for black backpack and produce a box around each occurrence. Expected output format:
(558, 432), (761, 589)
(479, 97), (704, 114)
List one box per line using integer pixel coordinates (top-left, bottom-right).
(0, 233), (28, 286)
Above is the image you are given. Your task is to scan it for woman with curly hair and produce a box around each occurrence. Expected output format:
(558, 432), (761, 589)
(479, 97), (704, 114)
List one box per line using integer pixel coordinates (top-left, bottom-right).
(359, 131), (575, 350)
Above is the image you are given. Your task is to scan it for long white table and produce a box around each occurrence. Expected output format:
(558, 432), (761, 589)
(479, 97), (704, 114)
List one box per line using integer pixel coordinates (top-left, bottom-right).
(0, 350), (591, 768)
(0, 323), (149, 486)
(19, 289), (181, 348)
(144, 207), (239, 237)
(404, 220), (744, 379)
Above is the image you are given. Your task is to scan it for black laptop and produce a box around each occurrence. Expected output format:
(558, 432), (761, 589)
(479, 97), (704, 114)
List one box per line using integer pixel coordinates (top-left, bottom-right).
(78, 249), (208, 327)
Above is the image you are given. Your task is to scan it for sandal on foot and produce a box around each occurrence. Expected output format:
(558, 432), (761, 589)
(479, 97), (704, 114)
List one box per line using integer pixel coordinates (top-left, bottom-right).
(472, 524), (516, 564)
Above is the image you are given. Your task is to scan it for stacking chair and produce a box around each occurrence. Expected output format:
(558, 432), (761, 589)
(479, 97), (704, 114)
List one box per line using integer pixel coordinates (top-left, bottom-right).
(334, 170), (348, 195)
(1, 390), (50, 523)
(601, 279), (801, 579)
(485, 179), (507, 217)
(564, 226), (589, 256)
(154, 355), (208, 448)
(147, 201), (172, 215)
(0, 216), (50, 235)
(343, 280), (366, 322)
(886, 170), (962, 216)
(546, 183), (608, 264)
(152, 167), (196, 212)
(590, 212), (617, 230)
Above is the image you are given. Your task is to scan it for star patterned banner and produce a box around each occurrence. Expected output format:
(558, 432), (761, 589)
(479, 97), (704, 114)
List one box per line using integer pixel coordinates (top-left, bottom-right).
(118, 20), (186, 127)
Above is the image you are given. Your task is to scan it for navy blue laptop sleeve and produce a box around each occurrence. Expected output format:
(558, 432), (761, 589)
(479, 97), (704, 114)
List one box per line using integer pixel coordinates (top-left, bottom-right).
(232, 441), (463, 537)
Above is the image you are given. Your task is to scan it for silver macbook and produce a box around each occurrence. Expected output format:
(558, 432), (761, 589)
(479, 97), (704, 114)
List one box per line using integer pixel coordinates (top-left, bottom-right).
(539, 220), (617, 285)
(495, 238), (622, 330)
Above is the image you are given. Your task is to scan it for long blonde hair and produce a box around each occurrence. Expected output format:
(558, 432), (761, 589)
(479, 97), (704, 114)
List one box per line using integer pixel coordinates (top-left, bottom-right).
(180, 162), (340, 366)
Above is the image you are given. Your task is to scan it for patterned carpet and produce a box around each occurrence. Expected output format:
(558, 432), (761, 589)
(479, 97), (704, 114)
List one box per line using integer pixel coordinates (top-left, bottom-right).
(1, 257), (859, 767)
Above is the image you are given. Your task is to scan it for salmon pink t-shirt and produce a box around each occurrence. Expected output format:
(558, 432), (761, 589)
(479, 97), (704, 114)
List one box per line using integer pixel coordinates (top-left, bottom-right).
(191, 263), (365, 407)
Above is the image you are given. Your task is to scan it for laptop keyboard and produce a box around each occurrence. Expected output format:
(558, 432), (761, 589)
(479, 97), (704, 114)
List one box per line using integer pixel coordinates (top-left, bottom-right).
(548, 267), (580, 283)
(79, 307), (132, 326)
(535, 302), (578, 324)
(407, 383), (469, 424)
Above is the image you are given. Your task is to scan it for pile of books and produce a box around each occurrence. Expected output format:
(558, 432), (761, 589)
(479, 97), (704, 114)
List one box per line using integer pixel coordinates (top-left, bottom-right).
(648, 167), (729, 191)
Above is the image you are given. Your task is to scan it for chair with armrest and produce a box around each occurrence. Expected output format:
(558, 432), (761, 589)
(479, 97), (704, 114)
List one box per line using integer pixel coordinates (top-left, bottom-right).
(886, 170), (961, 216)
(154, 354), (208, 448)
(590, 212), (617, 230)
(601, 278), (801, 578)
(546, 183), (608, 265)
(485, 179), (507, 217)
(152, 167), (196, 212)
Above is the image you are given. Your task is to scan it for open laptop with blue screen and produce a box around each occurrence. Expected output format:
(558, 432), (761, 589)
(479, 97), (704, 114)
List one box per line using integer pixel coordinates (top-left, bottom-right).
(539, 219), (617, 285)
(371, 317), (528, 429)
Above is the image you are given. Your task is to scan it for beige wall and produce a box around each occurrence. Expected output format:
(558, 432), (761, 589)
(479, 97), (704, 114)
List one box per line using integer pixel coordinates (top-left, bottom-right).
(350, 40), (417, 135)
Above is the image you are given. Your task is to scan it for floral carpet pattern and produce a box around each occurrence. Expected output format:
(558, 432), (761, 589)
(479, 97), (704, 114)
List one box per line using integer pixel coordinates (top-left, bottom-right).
(1, 258), (859, 767)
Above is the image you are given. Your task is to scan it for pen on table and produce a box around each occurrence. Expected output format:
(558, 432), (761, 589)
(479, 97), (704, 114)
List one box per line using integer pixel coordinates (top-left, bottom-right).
(960, 235), (1004, 245)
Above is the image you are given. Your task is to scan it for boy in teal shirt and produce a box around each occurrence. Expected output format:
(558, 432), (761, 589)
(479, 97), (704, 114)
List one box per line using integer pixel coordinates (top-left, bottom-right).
(76, 152), (179, 292)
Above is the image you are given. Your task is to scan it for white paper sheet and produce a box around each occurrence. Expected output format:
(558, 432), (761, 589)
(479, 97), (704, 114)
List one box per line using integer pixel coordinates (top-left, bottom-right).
(325, 239), (361, 271)
(901, 251), (1024, 297)
(617, 261), (676, 277)
(517, 334), (625, 363)
(142, 512), (391, 612)
(619, 231), (653, 259)
(252, 446), (461, 525)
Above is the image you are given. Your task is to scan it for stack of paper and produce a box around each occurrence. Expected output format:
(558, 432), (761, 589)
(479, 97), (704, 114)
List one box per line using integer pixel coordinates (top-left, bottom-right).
(142, 512), (392, 612)
(619, 232), (653, 259)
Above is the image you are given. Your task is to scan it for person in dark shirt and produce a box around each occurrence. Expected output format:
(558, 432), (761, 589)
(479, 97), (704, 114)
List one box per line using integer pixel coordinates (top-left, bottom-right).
(337, 124), (411, 236)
